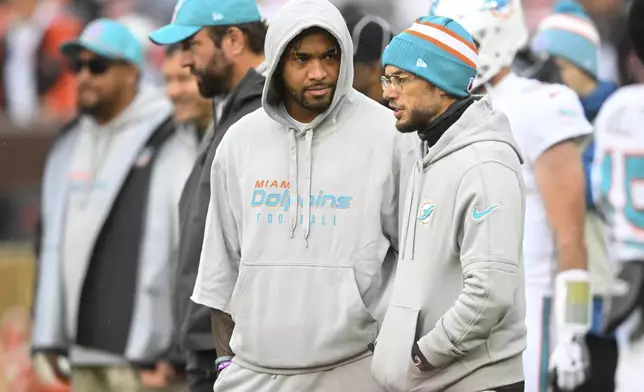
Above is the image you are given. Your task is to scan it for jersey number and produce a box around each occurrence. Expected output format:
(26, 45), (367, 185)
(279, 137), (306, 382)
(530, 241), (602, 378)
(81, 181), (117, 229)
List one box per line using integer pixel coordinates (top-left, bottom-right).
(600, 152), (644, 229)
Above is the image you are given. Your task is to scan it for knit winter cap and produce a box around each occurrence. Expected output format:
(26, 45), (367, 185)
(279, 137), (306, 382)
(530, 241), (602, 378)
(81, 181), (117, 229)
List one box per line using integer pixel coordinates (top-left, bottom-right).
(532, 1), (600, 79)
(382, 16), (478, 98)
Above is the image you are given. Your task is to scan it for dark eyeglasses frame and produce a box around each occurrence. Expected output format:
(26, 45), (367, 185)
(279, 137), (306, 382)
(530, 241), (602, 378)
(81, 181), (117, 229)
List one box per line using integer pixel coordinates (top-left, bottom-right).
(68, 57), (122, 75)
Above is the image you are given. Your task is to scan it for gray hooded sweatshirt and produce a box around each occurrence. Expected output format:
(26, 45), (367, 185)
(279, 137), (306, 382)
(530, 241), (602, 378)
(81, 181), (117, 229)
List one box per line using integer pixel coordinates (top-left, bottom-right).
(191, 0), (416, 375)
(32, 86), (195, 365)
(371, 97), (527, 391)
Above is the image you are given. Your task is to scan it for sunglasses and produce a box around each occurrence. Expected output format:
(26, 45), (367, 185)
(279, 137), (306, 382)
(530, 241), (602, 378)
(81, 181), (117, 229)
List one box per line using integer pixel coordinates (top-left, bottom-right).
(68, 57), (114, 75)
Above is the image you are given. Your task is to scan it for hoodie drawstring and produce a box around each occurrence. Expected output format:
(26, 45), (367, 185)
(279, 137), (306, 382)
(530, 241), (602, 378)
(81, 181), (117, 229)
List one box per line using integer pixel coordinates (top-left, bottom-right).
(302, 129), (313, 247)
(288, 128), (298, 238)
(401, 142), (427, 261)
(409, 160), (425, 260)
(287, 127), (314, 247)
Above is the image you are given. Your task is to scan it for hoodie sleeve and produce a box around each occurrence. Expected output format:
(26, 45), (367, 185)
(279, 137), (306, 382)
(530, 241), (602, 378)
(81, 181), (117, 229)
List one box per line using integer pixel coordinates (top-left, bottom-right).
(417, 160), (524, 367)
(190, 142), (241, 312)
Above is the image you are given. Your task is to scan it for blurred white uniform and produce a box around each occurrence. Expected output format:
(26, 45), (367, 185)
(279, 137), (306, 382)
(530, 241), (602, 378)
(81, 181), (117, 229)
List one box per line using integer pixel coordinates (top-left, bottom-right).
(591, 84), (644, 391)
(489, 73), (593, 392)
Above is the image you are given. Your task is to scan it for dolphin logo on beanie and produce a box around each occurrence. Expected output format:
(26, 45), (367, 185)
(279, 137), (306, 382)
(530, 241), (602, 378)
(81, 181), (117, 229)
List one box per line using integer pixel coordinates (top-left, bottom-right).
(382, 16), (478, 98)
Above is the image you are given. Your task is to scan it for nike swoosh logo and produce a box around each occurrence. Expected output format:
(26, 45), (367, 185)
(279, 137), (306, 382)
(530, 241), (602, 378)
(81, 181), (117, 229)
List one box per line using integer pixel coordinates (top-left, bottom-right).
(472, 205), (500, 221)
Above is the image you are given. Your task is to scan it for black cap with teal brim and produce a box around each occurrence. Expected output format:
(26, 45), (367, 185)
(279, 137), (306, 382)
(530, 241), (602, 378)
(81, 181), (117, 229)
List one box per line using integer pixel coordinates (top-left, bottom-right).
(149, 0), (262, 45)
(61, 18), (144, 68)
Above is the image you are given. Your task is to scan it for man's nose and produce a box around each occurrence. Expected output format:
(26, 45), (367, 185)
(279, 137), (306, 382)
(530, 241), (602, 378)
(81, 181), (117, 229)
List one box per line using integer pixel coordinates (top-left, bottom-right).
(166, 81), (181, 101)
(180, 51), (194, 68)
(307, 60), (327, 81)
(382, 83), (397, 102)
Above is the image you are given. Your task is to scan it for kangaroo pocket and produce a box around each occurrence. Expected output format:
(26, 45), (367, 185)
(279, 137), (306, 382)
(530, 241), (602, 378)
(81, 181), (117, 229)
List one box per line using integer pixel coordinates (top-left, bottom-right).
(372, 305), (433, 392)
(228, 263), (378, 369)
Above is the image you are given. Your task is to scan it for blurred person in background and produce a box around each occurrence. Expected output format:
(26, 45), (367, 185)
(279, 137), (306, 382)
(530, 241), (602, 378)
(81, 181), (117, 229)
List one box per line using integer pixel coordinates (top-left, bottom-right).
(531, 2), (621, 391)
(189, 0), (416, 390)
(433, 1), (594, 391)
(162, 44), (213, 141)
(372, 15), (526, 392)
(343, 8), (393, 105)
(591, 0), (644, 390)
(149, 0), (266, 391)
(0, 0), (81, 128)
(30, 18), (195, 392)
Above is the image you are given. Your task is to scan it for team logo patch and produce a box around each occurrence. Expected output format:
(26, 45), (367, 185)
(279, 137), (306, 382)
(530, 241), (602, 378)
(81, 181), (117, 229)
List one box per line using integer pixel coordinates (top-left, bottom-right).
(135, 147), (154, 168)
(417, 202), (435, 225)
(467, 77), (475, 92)
(485, 0), (514, 18)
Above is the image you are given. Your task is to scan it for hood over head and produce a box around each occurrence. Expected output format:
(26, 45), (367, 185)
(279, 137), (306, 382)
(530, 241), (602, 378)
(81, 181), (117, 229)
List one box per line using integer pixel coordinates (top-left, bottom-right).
(261, 0), (354, 130)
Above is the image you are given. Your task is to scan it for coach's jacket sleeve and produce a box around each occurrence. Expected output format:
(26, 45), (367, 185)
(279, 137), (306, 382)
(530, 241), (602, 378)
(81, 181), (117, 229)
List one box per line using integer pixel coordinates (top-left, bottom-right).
(190, 141), (241, 313)
(417, 161), (525, 367)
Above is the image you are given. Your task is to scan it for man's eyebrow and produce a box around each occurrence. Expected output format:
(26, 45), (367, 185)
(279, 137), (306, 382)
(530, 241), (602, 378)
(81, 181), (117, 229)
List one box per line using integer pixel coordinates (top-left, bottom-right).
(324, 46), (339, 54)
(291, 46), (339, 56)
(384, 71), (407, 77)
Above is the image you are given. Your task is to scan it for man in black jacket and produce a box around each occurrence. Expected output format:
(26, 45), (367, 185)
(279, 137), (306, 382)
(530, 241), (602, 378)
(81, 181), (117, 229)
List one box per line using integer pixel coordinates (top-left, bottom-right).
(149, 1), (266, 391)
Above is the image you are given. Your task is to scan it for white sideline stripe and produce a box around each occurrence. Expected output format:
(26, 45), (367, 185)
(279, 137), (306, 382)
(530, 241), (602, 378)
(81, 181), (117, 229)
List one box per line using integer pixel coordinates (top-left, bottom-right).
(407, 23), (478, 65)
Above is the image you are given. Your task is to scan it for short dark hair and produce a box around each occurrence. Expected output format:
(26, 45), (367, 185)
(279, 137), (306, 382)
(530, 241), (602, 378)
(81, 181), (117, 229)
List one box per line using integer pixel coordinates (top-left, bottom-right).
(165, 43), (181, 57)
(629, 0), (644, 64)
(206, 21), (268, 54)
(285, 26), (339, 55)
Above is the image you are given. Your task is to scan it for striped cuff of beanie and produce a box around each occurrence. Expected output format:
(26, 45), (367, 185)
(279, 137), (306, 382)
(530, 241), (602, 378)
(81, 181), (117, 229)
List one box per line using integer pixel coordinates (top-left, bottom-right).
(533, 13), (600, 78)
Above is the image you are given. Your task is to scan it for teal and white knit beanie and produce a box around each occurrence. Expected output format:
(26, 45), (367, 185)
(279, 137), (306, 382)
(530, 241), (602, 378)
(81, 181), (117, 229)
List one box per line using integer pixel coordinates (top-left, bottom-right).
(382, 15), (478, 98)
(532, 1), (600, 79)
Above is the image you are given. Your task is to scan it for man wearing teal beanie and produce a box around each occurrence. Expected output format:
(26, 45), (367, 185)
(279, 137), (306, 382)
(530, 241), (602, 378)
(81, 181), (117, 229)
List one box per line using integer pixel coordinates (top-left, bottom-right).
(371, 15), (527, 392)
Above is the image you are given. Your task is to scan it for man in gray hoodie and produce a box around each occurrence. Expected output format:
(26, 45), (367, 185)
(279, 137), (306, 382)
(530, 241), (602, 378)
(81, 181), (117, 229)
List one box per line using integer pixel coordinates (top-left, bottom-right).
(31, 19), (194, 391)
(371, 16), (527, 392)
(190, 0), (416, 391)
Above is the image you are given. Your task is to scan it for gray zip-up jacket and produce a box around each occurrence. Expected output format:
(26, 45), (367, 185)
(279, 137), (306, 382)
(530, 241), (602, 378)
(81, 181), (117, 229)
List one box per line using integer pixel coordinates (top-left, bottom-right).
(191, 0), (416, 375)
(32, 86), (195, 364)
(371, 96), (527, 392)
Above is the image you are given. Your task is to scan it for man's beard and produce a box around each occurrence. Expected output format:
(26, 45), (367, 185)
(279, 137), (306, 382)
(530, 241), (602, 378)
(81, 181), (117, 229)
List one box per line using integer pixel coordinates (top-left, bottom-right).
(195, 63), (233, 98)
(396, 106), (437, 134)
(291, 84), (336, 113)
(78, 98), (110, 119)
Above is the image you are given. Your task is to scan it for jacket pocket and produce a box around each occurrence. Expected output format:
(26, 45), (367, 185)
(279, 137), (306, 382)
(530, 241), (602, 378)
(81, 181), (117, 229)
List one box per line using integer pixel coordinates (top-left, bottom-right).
(371, 305), (422, 392)
(228, 263), (378, 369)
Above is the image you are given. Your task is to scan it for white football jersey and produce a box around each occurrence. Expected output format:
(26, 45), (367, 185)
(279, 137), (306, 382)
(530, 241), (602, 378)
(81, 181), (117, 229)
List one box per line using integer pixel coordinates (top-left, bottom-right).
(489, 73), (593, 290)
(592, 84), (644, 264)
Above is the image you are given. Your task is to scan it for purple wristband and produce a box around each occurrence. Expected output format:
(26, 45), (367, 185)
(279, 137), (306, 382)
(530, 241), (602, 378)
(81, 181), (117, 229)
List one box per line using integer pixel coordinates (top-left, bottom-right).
(216, 360), (231, 373)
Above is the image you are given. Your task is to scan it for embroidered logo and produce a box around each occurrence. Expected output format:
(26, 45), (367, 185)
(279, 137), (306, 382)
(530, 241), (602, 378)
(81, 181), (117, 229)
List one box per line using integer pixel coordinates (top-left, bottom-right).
(417, 202), (435, 225)
(135, 147), (154, 168)
(472, 204), (500, 221)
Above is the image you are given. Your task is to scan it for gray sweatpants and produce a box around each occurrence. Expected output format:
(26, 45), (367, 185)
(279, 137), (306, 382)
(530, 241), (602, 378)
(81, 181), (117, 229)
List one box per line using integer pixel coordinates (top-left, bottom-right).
(213, 356), (383, 392)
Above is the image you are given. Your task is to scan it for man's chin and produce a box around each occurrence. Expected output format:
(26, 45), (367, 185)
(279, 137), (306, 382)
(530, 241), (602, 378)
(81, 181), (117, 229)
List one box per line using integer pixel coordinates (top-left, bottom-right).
(197, 79), (227, 98)
(302, 99), (332, 114)
(78, 104), (101, 117)
(395, 119), (417, 134)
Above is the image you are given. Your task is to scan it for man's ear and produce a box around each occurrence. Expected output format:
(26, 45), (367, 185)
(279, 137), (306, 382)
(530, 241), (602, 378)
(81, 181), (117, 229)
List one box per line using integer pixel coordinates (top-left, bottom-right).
(225, 27), (246, 56)
(126, 66), (140, 88)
